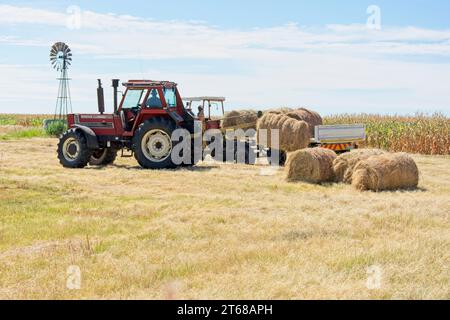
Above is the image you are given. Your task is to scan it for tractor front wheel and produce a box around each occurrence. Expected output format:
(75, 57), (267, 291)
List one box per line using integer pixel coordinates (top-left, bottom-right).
(57, 129), (92, 168)
(132, 118), (178, 169)
(89, 148), (118, 166)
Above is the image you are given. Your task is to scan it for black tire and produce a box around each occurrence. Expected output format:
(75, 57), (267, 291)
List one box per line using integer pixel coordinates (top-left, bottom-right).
(267, 148), (287, 166)
(89, 148), (118, 166)
(132, 117), (178, 169)
(235, 141), (256, 165)
(57, 129), (92, 168)
(180, 140), (201, 167)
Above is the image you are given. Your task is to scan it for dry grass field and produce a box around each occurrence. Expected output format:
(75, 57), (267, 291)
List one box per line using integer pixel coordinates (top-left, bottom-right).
(0, 137), (449, 299)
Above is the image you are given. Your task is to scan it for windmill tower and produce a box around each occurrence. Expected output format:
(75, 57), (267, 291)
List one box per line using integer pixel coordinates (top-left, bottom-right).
(50, 42), (73, 120)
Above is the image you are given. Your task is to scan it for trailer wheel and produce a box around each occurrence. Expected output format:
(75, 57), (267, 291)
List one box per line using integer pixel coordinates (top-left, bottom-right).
(89, 148), (118, 166)
(235, 141), (256, 165)
(57, 129), (92, 168)
(132, 118), (178, 169)
(267, 148), (287, 166)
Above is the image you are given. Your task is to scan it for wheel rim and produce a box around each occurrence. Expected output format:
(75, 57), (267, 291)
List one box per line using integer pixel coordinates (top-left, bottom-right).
(63, 137), (80, 161)
(141, 129), (172, 162)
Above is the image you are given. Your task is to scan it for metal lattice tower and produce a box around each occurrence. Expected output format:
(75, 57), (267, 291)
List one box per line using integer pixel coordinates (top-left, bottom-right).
(50, 42), (73, 120)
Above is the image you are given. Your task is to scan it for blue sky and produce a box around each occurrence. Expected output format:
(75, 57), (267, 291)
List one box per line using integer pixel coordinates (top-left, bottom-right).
(0, 0), (449, 115)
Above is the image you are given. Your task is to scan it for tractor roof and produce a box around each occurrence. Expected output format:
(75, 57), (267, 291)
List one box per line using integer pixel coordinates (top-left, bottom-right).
(122, 80), (178, 88)
(182, 96), (226, 102)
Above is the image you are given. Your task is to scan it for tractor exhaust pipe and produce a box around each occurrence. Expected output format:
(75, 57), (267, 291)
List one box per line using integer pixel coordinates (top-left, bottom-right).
(112, 79), (119, 114)
(97, 79), (105, 114)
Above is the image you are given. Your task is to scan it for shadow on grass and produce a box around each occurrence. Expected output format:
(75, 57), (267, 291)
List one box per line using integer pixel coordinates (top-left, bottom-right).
(361, 186), (428, 193)
(93, 163), (220, 172)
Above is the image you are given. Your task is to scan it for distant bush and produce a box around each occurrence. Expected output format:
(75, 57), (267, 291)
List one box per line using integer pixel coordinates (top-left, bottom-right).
(45, 120), (68, 136)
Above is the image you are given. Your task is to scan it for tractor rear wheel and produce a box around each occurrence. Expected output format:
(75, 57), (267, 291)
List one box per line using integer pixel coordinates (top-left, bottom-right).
(89, 148), (118, 166)
(132, 118), (178, 169)
(57, 129), (92, 168)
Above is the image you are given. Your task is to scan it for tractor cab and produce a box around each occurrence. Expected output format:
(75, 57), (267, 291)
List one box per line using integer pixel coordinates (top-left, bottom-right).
(117, 80), (189, 134)
(182, 96), (225, 130)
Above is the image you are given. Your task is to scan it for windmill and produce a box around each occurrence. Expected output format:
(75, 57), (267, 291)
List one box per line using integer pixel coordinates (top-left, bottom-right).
(50, 42), (73, 120)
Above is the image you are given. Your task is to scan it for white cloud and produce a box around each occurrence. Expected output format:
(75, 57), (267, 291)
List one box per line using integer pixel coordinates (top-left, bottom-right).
(0, 4), (449, 114)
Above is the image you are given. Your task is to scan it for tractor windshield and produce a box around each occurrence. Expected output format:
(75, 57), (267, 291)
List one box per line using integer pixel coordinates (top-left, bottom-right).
(209, 102), (224, 119)
(122, 89), (144, 109)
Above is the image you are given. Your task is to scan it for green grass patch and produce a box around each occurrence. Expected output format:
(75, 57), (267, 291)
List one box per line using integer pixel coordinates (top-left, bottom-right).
(0, 127), (48, 140)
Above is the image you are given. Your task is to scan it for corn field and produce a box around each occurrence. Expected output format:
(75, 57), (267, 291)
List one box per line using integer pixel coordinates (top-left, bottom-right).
(324, 113), (450, 155)
(0, 114), (50, 127)
(1, 113), (449, 155)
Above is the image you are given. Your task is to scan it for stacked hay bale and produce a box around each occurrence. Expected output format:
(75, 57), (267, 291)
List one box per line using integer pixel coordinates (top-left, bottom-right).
(351, 153), (419, 191)
(256, 107), (322, 153)
(257, 112), (310, 152)
(333, 149), (386, 183)
(285, 148), (337, 183)
(222, 110), (259, 130)
(263, 107), (323, 135)
(265, 107), (293, 115)
(285, 108), (323, 135)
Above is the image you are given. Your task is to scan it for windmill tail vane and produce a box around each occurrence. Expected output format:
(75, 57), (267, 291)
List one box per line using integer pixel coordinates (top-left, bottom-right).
(50, 42), (73, 120)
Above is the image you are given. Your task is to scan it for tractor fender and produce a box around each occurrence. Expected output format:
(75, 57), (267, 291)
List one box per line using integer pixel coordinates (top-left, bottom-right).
(167, 109), (184, 124)
(72, 125), (99, 150)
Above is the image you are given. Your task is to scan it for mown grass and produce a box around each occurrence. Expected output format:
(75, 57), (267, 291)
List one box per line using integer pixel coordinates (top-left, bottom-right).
(0, 138), (448, 299)
(324, 113), (450, 155)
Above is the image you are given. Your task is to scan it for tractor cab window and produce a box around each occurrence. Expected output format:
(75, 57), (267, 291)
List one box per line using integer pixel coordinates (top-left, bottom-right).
(122, 89), (145, 109)
(146, 89), (163, 109)
(163, 88), (177, 108)
(208, 101), (223, 119)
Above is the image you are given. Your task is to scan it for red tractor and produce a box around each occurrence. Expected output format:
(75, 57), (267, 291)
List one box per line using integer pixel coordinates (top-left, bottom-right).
(58, 79), (213, 169)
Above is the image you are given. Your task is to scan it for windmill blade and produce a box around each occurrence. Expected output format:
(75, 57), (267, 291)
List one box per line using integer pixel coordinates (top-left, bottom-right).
(50, 42), (72, 70)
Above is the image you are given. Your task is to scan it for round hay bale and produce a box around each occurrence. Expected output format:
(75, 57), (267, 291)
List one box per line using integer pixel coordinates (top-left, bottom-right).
(285, 108), (323, 135)
(257, 113), (310, 152)
(285, 147), (337, 183)
(257, 112), (284, 147)
(333, 149), (386, 183)
(281, 118), (310, 151)
(267, 107), (293, 115)
(352, 153), (419, 191)
(222, 110), (258, 130)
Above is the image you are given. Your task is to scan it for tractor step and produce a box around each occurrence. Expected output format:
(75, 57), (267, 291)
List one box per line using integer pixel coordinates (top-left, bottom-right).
(121, 148), (134, 158)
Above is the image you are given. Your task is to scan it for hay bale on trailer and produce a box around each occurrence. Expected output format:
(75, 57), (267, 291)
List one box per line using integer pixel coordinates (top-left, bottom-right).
(333, 149), (386, 183)
(257, 113), (310, 152)
(266, 107), (293, 115)
(262, 107), (323, 135)
(352, 153), (419, 191)
(222, 110), (259, 130)
(285, 108), (323, 135)
(285, 147), (337, 183)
